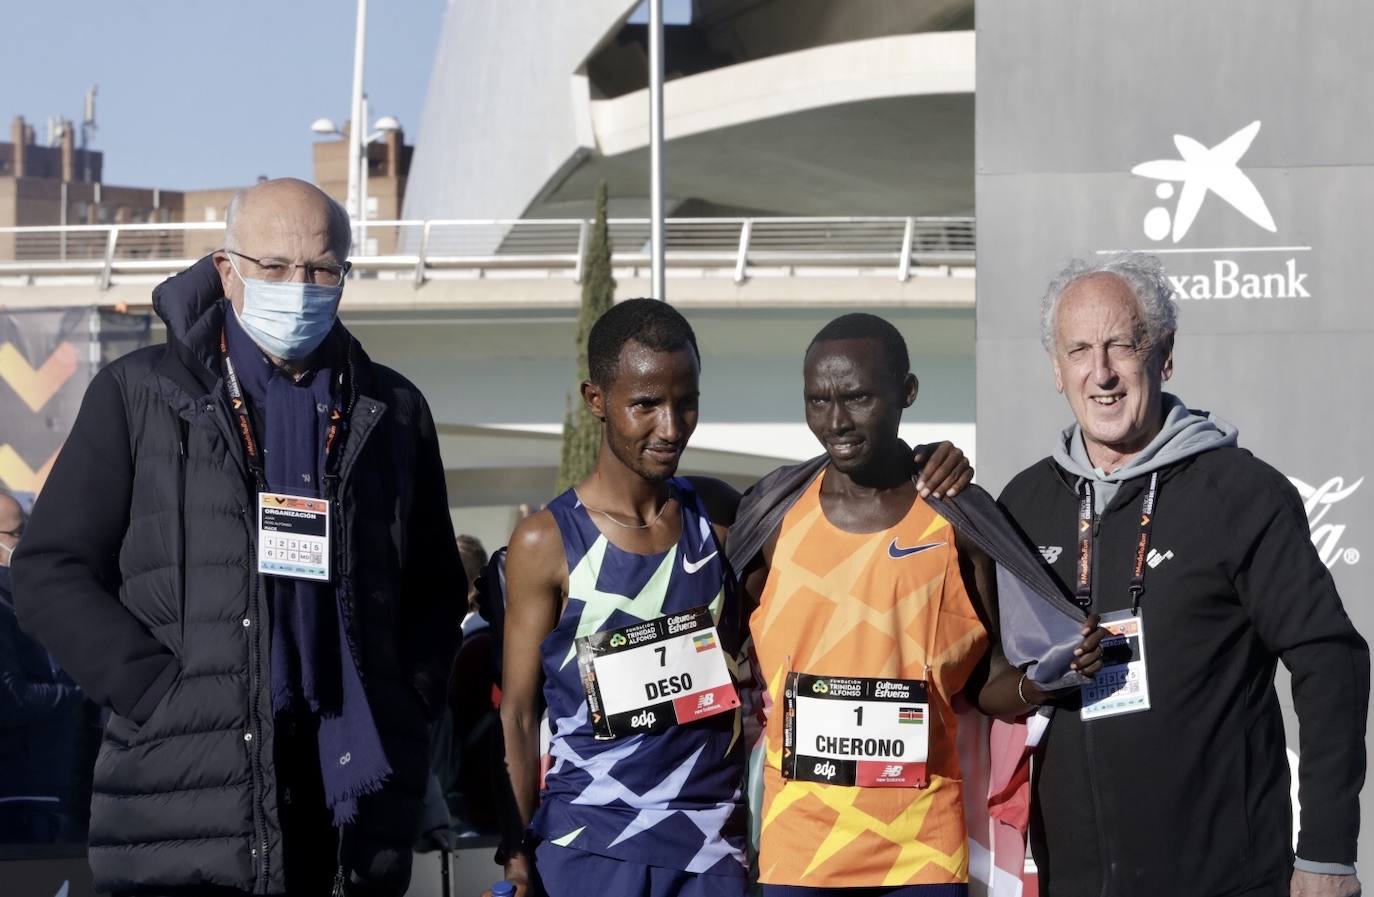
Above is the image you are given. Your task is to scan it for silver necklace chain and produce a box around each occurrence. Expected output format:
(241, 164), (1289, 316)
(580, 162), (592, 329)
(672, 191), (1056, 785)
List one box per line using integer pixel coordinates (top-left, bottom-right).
(576, 491), (675, 530)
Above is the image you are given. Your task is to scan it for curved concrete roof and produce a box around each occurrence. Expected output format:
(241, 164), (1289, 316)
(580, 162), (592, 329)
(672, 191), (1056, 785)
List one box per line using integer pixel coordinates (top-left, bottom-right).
(402, 0), (638, 223)
(404, 4), (973, 222)
(589, 32), (973, 155)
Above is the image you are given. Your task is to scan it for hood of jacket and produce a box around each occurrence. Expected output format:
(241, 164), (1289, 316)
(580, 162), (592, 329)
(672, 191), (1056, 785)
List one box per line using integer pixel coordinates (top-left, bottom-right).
(1052, 393), (1239, 512)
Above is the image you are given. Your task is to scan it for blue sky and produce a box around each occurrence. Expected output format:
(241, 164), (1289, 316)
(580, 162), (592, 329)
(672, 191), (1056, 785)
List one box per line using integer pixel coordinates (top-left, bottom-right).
(0, 0), (447, 190)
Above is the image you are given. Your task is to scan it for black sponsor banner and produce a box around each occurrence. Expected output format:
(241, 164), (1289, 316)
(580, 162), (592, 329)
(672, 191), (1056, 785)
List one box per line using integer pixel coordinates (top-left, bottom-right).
(0, 308), (149, 504)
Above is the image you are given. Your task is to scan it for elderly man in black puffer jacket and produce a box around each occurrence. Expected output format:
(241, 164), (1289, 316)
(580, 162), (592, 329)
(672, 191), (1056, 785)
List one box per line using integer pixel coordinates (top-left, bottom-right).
(13, 178), (465, 896)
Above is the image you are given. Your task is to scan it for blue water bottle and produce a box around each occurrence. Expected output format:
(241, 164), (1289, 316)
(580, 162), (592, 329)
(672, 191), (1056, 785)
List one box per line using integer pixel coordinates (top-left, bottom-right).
(491, 881), (517, 897)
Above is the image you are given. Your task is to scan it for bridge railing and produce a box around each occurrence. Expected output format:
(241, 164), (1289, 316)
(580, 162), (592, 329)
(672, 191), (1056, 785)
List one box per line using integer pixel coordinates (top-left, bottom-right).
(0, 216), (975, 288)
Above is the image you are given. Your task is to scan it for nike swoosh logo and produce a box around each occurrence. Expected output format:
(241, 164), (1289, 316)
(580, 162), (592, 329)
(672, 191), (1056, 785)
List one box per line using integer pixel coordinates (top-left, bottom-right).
(888, 539), (945, 559)
(683, 551), (718, 574)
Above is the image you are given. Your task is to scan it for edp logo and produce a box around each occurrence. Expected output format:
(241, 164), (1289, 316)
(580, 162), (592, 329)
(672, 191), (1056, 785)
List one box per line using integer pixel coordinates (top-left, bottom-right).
(630, 710), (658, 729)
(813, 761), (837, 780)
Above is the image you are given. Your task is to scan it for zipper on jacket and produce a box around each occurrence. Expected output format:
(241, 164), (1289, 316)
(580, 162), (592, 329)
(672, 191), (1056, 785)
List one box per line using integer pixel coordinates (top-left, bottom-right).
(243, 504), (270, 891)
(1084, 511), (1110, 897)
(178, 419), (189, 649)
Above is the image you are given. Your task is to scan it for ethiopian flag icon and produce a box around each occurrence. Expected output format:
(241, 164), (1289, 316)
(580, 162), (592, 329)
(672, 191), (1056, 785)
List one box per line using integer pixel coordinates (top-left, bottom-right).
(692, 632), (717, 653)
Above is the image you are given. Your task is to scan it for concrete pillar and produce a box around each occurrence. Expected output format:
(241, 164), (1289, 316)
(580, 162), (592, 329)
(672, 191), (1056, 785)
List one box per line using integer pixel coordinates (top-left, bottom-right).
(11, 115), (26, 177)
(60, 119), (75, 182)
(385, 128), (403, 177)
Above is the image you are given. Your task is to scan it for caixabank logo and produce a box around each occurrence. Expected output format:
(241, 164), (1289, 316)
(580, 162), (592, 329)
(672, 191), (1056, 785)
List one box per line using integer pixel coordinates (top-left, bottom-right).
(1105, 120), (1313, 302)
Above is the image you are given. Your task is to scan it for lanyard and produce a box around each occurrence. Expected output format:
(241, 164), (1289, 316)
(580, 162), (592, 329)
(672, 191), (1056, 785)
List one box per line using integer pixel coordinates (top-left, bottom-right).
(219, 328), (344, 496)
(1074, 471), (1160, 616)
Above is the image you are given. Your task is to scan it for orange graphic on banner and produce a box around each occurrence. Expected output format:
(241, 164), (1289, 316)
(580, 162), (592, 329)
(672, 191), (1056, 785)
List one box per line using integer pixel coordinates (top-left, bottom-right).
(0, 341), (80, 412)
(0, 444), (59, 493)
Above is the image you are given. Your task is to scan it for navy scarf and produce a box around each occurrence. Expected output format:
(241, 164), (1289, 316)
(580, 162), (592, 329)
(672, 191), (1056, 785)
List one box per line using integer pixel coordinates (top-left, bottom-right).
(224, 306), (391, 823)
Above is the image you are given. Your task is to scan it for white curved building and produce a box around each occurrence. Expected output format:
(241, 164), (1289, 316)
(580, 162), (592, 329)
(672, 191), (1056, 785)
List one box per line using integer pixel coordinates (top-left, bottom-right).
(403, 0), (974, 220)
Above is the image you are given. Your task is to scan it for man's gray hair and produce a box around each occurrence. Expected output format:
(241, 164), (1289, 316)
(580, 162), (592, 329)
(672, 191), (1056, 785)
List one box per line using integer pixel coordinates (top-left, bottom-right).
(223, 187), (352, 260)
(0, 488), (27, 527)
(1039, 252), (1179, 352)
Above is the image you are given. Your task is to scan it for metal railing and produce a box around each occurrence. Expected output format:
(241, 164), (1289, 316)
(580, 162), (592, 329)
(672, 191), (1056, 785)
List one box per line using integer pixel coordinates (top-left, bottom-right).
(0, 217), (974, 289)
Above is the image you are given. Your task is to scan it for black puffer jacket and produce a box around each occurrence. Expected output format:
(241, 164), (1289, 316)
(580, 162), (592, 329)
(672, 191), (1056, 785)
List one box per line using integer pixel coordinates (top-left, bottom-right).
(13, 257), (464, 894)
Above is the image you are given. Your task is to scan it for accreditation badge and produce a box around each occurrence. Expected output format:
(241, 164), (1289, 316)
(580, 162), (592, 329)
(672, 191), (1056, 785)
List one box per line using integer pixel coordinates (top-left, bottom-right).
(256, 492), (331, 582)
(783, 672), (930, 788)
(576, 605), (739, 740)
(1081, 609), (1151, 721)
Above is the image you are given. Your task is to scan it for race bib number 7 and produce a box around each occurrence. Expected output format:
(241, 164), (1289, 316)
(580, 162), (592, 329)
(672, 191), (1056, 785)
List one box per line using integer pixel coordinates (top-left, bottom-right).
(576, 605), (739, 740)
(783, 673), (930, 788)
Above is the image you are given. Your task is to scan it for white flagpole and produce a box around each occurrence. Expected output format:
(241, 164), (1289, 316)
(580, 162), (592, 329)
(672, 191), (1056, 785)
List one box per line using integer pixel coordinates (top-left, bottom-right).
(649, 0), (666, 300)
(346, 0), (368, 244)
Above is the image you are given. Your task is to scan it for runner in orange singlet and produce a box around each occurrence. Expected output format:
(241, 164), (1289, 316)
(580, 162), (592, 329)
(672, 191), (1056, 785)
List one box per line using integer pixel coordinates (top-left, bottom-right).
(740, 314), (1105, 897)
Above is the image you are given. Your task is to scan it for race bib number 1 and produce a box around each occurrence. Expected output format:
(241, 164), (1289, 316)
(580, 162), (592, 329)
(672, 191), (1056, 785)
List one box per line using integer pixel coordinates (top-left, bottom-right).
(576, 605), (739, 740)
(783, 673), (930, 788)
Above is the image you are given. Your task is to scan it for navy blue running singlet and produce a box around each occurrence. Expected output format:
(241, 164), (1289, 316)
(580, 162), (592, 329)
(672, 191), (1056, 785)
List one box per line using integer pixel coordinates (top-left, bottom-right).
(531, 478), (749, 878)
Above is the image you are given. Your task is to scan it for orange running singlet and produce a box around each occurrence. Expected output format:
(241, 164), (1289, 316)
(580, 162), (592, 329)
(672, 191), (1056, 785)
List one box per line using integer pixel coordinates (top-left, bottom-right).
(751, 472), (988, 888)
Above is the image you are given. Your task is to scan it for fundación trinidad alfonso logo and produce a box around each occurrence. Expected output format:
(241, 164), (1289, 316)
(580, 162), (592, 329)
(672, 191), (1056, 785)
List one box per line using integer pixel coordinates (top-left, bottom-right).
(1102, 120), (1312, 301)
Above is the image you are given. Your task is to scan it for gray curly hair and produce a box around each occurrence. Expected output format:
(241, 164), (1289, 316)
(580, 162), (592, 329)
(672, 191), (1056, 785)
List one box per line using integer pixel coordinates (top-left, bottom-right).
(1039, 253), (1178, 352)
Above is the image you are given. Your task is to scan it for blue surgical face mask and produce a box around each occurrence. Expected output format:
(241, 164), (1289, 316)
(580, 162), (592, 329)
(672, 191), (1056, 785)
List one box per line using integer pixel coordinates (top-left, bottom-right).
(227, 255), (342, 360)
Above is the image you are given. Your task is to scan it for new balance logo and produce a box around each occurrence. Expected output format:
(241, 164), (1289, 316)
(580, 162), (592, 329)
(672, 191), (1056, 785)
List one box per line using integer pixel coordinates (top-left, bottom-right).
(696, 692), (716, 709)
(1039, 545), (1063, 564)
(881, 764), (904, 777)
(1146, 548), (1174, 569)
(1131, 120), (1276, 243)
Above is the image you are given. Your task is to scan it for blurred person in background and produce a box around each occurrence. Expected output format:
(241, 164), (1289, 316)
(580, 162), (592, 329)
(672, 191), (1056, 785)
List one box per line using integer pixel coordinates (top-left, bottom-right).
(0, 491), (87, 845)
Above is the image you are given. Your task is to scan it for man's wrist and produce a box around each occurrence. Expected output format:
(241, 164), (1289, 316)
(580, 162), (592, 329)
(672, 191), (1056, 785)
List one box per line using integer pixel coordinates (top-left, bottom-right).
(1294, 856), (1357, 876)
(1017, 670), (1045, 707)
(495, 829), (540, 866)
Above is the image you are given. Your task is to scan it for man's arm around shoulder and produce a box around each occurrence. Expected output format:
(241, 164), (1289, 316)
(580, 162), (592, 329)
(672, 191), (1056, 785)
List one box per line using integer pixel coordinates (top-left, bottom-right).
(684, 476), (741, 541)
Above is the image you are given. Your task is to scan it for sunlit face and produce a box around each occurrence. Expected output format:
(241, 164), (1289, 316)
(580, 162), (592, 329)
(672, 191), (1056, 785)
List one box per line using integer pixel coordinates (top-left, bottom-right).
(1051, 273), (1173, 465)
(585, 340), (700, 484)
(0, 497), (22, 567)
(213, 181), (346, 316)
(803, 337), (916, 477)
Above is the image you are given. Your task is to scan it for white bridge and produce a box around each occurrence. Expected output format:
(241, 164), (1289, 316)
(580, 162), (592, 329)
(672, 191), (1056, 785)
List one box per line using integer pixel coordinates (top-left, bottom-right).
(0, 216), (979, 544)
(0, 216), (974, 310)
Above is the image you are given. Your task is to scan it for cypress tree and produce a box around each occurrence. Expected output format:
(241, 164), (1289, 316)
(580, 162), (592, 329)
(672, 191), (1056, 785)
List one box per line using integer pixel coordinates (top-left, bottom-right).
(556, 181), (616, 492)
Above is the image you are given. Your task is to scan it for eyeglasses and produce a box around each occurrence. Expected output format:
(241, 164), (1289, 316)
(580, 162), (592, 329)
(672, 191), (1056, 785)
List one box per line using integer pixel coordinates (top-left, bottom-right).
(225, 250), (351, 287)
